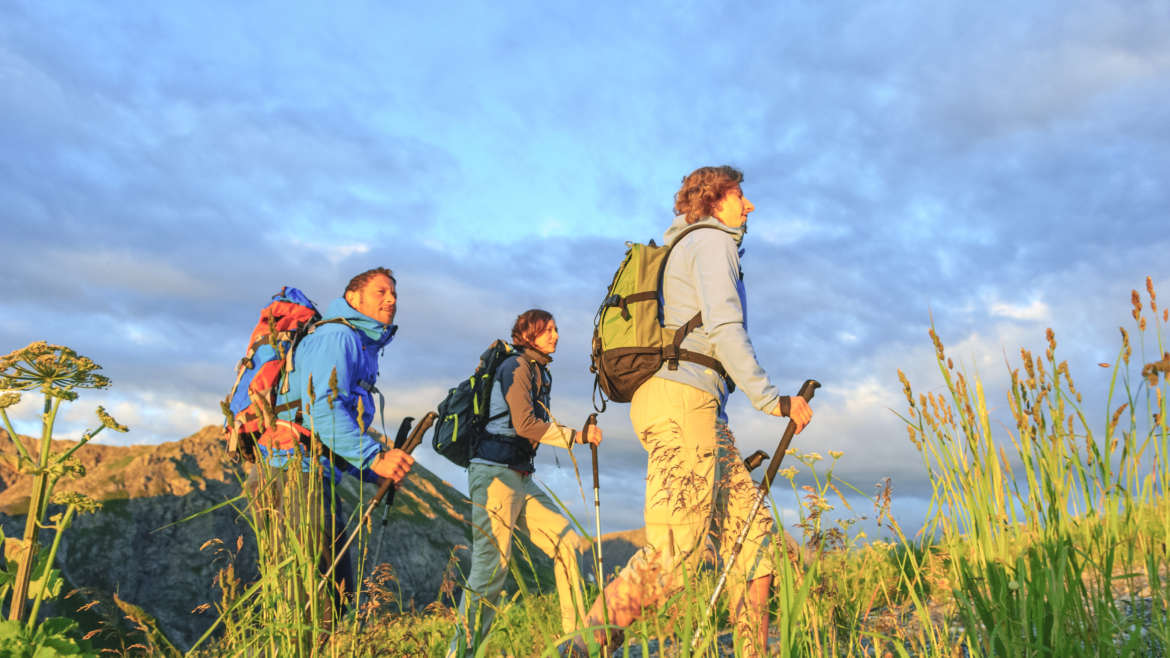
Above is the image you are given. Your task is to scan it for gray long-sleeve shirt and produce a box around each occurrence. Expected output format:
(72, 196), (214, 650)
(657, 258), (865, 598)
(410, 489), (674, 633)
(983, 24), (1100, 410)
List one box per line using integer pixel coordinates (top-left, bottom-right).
(652, 215), (781, 414)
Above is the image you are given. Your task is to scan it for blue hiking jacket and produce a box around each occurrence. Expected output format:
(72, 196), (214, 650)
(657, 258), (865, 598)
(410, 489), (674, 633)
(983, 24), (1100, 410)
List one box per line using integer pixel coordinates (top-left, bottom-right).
(266, 296), (397, 481)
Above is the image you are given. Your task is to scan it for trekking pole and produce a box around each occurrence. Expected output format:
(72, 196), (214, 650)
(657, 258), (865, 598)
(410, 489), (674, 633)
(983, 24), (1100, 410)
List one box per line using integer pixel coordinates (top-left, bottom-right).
(583, 412), (612, 658)
(316, 410), (438, 599)
(691, 379), (820, 652)
(370, 416), (415, 570)
(585, 413), (602, 576)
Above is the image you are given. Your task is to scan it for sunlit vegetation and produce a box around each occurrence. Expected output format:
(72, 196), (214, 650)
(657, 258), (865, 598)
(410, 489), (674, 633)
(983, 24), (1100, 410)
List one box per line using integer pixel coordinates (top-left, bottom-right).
(6, 279), (1168, 656)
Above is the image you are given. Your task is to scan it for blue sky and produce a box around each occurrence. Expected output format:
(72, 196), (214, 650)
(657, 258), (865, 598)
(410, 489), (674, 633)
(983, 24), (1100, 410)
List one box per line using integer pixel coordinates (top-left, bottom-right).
(2, 1), (1168, 536)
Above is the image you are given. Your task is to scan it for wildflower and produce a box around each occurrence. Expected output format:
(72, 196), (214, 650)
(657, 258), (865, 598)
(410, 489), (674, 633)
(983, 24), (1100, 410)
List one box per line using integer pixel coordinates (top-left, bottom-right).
(49, 491), (101, 514)
(829, 450), (844, 460)
(779, 466), (798, 480)
(0, 392), (20, 409)
(801, 452), (823, 464)
(96, 406), (128, 433)
(0, 342), (110, 395)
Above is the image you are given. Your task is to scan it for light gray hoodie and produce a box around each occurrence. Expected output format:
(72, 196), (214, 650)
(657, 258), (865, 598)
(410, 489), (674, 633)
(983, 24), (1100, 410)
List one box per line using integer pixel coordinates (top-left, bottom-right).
(653, 215), (781, 414)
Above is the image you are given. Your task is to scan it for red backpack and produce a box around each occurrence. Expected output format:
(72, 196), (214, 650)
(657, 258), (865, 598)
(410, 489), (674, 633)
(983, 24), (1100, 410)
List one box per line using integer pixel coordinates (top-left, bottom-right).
(222, 287), (324, 461)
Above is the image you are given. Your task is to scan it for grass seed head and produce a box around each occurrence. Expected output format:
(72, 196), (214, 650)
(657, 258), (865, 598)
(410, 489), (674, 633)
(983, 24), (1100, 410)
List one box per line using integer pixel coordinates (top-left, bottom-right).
(929, 328), (945, 361)
(327, 368), (339, 409)
(898, 369), (914, 407)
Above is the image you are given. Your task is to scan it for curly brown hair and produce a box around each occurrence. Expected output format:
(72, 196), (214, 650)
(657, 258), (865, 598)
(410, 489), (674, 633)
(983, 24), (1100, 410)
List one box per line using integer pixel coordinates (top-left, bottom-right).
(345, 267), (396, 294)
(511, 309), (554, 350)
(673, 165), (744, 224)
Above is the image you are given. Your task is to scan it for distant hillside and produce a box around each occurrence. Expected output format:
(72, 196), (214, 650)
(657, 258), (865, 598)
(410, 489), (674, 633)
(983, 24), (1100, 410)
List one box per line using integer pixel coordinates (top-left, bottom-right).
(0, 426), (474, 650)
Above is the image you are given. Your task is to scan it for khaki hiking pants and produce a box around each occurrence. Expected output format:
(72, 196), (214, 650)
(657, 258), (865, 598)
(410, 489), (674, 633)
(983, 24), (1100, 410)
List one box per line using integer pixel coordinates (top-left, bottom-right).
(451, 462), (587, 651)
(616, 378), (775, 612)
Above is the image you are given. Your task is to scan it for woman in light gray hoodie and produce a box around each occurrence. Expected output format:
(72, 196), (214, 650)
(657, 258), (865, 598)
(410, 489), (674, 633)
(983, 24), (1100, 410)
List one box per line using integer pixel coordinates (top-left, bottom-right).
(564, 166), (812, 658)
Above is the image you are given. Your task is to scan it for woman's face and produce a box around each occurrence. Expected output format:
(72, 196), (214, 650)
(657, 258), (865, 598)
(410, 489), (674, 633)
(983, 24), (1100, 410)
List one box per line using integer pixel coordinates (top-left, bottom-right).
(532, 321), (559, 354)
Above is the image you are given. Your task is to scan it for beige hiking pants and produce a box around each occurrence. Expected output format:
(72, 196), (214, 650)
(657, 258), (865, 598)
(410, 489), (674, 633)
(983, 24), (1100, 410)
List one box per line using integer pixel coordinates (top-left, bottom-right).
(617, 378), (775, 610)
(452, 462), (586, 649)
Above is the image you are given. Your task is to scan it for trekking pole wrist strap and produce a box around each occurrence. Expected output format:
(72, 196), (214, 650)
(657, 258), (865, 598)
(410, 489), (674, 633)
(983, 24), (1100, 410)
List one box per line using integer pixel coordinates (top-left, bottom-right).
(778, 396), (791, 416)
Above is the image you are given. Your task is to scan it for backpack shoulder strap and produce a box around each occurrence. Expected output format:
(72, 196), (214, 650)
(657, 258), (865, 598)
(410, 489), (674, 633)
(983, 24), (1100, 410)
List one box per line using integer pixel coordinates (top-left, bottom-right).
(666, 222), (724, 249)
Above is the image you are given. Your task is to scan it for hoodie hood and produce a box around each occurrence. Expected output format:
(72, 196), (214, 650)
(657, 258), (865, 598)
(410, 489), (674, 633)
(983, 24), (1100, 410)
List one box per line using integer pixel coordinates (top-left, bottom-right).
(663, 215), (745, 247)
(322, 296), (397, 349)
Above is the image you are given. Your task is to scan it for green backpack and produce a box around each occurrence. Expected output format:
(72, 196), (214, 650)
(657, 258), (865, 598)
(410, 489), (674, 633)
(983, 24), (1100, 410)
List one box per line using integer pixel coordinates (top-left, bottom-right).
(589, 225), (727, 410)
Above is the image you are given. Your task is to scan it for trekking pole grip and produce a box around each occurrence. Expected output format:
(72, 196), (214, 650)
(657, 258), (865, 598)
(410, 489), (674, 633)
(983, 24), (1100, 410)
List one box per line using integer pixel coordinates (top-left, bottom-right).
(379, 410), (438, 506)
(761, 379), (820, 490)
(583, 413), (599, 488)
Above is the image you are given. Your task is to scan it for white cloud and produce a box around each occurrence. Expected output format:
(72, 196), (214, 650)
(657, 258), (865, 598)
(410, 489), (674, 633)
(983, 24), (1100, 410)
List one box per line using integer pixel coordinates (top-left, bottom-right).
(990, 298), (1050, 322)
(269, 235), (371, 265)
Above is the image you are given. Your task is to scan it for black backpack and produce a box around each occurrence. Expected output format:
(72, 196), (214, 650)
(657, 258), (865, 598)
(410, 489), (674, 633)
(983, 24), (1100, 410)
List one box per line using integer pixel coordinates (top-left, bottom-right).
(432, 340), (517, 467)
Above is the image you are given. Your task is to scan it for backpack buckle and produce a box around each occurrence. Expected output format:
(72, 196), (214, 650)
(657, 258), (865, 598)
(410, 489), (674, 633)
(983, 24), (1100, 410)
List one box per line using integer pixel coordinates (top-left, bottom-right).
(662, 345), (680, 370)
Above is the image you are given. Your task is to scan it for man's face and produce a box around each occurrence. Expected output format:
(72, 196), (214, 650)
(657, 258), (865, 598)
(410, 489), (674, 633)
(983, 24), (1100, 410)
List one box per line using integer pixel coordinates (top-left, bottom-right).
(345, 274), (397, 325)
(712, 185), (754, 229)
(532, 321), (559, 355)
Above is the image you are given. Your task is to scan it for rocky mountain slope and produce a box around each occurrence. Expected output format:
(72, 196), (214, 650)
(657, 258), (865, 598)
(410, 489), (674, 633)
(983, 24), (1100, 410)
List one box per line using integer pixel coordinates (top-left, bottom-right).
(0, 426), (474, 650)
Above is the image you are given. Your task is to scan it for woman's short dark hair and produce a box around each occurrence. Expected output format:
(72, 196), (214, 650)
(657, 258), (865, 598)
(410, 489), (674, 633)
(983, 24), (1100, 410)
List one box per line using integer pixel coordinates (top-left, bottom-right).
(673, 165), (744, 224)
(511, 309), (554, 349)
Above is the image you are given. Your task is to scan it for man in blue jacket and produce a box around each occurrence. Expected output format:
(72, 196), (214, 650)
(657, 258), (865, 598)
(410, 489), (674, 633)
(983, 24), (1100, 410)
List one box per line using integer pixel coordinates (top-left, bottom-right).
(255, 267), (413, 624)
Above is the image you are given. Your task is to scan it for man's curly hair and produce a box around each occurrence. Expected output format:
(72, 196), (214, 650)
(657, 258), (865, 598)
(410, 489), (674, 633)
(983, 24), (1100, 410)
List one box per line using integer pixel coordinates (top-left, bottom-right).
(673, 165), (744, 225)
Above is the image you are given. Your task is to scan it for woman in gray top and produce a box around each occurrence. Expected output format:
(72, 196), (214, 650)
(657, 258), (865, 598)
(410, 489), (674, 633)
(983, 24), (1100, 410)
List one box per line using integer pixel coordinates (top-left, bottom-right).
(450, 309), (603, 654)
